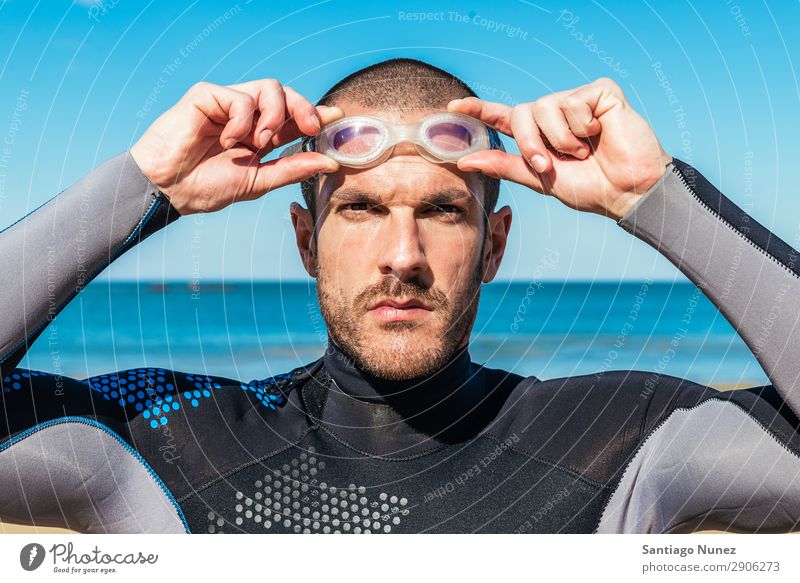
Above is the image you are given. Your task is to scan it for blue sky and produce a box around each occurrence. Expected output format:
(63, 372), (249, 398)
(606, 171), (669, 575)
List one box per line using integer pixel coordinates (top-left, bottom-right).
(0, 0), (798, 281)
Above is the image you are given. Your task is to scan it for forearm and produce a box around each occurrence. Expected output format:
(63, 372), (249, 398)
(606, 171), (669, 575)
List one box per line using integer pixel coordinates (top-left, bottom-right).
(618, 159), (800, 412)
(0, 152), (180, 373)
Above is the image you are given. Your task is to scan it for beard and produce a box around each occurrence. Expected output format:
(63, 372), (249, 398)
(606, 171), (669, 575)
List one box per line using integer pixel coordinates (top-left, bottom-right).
(315, 243), (485, 381)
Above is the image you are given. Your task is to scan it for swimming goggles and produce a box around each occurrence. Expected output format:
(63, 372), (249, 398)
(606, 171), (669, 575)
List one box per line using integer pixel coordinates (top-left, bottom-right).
(280, 112), (505, 168)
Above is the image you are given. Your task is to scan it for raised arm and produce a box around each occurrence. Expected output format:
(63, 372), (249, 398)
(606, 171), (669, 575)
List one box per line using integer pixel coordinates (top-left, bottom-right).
(618, 158), (800, 410)
(448, 78), (800, 411)
(0, 153), (179, 375)
(0, 79), (343, 533)
(0, 79), (343, 376)
(601, 161), (800, 533)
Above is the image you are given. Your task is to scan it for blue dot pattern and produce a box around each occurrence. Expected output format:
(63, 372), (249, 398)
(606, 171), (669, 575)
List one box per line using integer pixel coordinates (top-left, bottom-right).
(84, 368), (183, 428)
(2, 369), (46, 392)
(81, 368), (289, 430)
(239, 371), (291, 410)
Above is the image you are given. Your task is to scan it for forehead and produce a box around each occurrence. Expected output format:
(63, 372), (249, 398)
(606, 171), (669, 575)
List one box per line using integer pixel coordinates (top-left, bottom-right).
(331, 99), (437, 123)
(317, 100), (484, 204)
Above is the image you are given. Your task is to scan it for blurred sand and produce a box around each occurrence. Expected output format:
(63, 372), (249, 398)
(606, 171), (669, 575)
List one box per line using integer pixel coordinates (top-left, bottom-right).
(1, 523), (75, 534)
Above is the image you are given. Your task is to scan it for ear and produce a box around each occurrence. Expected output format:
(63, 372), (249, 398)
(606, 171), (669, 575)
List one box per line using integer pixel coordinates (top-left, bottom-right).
(482, 205), (512, 283)
(290, 202), (317, 278)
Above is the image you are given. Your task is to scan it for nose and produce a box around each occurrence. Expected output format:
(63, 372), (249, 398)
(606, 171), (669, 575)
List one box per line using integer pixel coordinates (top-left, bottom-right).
(376, 208), (429, 283)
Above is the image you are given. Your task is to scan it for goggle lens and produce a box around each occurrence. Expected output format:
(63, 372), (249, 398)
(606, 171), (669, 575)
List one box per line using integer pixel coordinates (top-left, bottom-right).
(331, 124), (383, 155)
(426, 122), (473, 152)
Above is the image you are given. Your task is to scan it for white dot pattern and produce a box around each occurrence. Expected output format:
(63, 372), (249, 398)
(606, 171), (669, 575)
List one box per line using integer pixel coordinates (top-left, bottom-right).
(207, 447), (410, 533)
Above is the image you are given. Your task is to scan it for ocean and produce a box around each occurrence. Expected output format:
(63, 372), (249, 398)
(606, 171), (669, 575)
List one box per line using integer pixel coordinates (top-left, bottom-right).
(22, 281), (769, 388)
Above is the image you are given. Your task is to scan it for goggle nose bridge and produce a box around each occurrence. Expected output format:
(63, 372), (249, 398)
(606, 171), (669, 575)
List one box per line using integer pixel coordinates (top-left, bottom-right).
(389, 120), (424, 142)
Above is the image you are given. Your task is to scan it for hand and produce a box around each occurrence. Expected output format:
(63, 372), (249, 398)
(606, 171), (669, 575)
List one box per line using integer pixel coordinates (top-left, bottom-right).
(448, 77), (672, 220)
(130, 79), (344, 215)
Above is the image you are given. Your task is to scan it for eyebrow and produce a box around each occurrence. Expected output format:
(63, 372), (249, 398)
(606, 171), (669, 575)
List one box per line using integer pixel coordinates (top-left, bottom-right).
(329, 189), (382, 206)
(329, 187), (474, 207)
(425, 188), (474, 206)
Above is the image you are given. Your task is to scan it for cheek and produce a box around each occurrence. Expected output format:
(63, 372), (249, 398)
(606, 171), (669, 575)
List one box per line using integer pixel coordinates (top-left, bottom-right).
(419, 224), (484, 286)
(315, 222), (377, 287)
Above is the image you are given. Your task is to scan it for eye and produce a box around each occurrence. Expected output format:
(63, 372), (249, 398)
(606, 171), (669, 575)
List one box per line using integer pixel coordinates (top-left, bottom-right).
(426, 204), (464, 215)
(343, 202), (369, 212)
(338, 202), (380, 218)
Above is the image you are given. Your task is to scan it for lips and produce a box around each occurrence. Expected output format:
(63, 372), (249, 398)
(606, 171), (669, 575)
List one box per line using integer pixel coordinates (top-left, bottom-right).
(367, 297), (434, 322)
(368, 298), (433, 311)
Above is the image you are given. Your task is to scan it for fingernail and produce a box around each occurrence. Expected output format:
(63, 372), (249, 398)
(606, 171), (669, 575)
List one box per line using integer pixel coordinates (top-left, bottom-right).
(310, 116), (321, 130)
(576, 146), (589, 158)
(259, 129), (273, 147)
(224, 138), (236, 149)
(531, 155), (547, 173)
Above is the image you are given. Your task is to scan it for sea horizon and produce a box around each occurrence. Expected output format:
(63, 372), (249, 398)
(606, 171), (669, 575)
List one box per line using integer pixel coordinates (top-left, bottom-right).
(21, 280), (768, 389)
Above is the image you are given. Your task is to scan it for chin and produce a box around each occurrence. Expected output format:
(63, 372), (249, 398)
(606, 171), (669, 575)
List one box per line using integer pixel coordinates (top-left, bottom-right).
(357, 326), (448, 381)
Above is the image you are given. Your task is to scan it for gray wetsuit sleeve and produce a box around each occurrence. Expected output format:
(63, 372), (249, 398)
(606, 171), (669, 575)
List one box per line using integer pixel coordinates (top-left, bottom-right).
(618, 159), (800, 413)
(600, 159), (800, 533)
(0, 152), (180, 374)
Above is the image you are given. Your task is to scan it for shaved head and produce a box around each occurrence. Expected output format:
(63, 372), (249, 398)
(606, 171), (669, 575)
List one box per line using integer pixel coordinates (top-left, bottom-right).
(320, 58), (474, 111)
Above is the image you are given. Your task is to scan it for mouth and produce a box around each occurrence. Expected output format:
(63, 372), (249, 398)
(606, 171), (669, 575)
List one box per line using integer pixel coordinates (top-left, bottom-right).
(367, 298), (434, 322)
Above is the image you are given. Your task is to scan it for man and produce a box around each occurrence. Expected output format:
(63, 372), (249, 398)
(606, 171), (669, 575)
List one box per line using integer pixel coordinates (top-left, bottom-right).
(1, 58), (800, 534)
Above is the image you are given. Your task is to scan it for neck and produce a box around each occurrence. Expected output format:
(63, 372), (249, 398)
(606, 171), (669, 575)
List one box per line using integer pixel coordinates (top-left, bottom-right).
(321, 339), (490, 445)
(323, 339), (472, 408)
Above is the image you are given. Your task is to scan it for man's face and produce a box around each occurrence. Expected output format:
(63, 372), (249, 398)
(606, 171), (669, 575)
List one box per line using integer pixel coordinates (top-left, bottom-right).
(292, 102), (511, 380)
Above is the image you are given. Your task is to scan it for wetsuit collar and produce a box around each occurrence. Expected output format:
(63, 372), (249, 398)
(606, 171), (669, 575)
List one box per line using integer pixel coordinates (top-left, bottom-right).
(316, 340), (490, 456)
(323, 340), (473, 406)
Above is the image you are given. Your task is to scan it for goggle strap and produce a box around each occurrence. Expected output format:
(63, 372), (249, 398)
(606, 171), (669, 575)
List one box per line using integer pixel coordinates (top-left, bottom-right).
(488, 128), (505, 152)
(278, 137), (317, 159)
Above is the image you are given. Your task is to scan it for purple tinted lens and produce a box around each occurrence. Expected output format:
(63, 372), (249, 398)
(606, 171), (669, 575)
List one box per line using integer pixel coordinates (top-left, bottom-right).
(332, 124), (382, 155)
(426, 122), (472, 152)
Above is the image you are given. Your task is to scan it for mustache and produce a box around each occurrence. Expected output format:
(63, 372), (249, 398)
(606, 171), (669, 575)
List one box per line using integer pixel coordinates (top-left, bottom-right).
(353, 276), (449, 312)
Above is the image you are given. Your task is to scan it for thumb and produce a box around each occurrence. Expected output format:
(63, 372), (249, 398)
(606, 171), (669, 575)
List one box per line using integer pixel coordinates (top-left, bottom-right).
(251, 152), (338, 197)
(458, 150), (546, 193)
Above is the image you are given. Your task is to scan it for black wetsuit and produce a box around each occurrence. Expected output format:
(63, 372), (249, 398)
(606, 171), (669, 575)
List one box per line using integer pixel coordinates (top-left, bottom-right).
(2, 153), (800, 534)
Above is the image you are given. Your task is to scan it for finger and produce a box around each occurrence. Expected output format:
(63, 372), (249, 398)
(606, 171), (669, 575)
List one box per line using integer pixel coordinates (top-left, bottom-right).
(227, 78), (286, 148)
(532, 100), (590, 159)
(236, 105), (344, 155)
(183, 83), (259, 150)
(562, 89), (602, 138)
(219, 91), (257, 149)
(456, 150), (546, 193)
(267, 104), (344, 149)
(226, 79), (335, 151)
(251, 152), (339, 196)
(283, 86), (322, 136)
(447, 96), (513, 136)
(317, 104), (345, 121)
(510, 105), (553, 173)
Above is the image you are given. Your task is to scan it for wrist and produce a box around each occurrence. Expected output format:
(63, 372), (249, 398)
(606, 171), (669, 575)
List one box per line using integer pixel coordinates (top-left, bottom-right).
(129, 140), (177, 195)
(607, 153), (674, 221)
(607, 193), (643, 221)
(127, 147), (185, 217)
